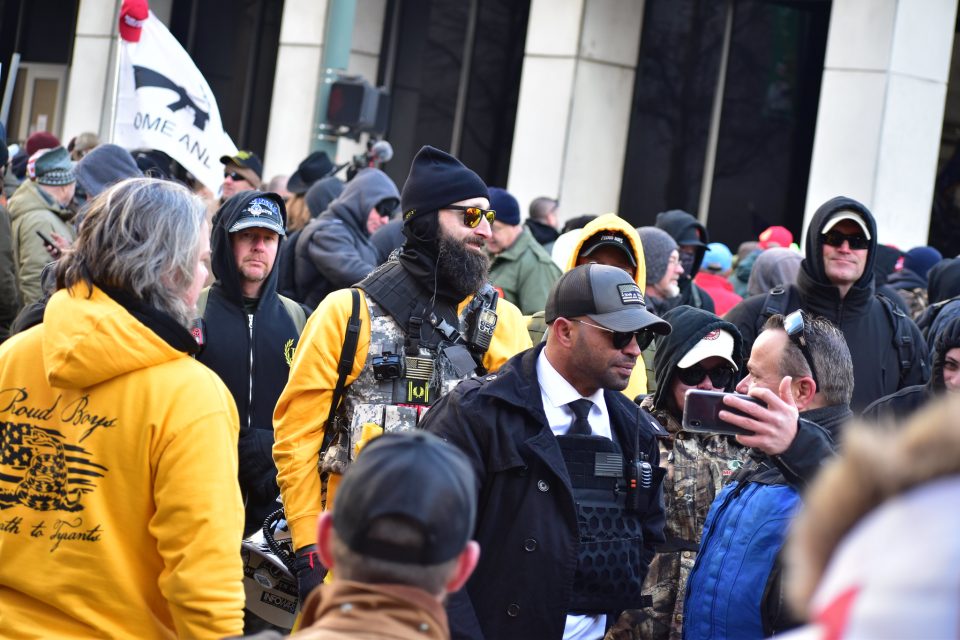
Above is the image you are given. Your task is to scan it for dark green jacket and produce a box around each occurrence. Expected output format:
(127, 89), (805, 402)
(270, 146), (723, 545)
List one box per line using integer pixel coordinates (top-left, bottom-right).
(488, 227), (561, 314)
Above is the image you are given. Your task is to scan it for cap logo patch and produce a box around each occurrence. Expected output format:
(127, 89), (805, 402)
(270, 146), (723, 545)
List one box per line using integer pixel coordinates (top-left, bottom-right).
(599, 234), (624, 245)
(618, 283), (644, 305)
(246, 197), (279, 219)
(703, 329), (721, 341)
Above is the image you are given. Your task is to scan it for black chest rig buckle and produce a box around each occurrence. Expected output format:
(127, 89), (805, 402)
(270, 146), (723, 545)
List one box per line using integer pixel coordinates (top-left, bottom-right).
(556, 433), (649, 614)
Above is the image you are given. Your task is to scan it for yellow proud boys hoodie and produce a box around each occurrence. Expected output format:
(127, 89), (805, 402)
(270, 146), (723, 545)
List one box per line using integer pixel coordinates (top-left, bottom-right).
(0, 284), (244, 638)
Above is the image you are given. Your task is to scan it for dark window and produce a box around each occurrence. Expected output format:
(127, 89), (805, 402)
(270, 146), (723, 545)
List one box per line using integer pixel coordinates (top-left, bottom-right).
(0, 0), (79, 92)
(929, 9), (960, 256)
(619, 0), (830, 249)
(380, 0), (529, 191)
(169, 0), (283, 156)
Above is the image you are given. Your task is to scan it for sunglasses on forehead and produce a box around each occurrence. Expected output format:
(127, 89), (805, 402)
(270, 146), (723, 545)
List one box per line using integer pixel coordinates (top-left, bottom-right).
(571, 318), (655, 351)
(676, 364), (736, 388)
(783, 309), (819, 386)
(823, 230), (869, 250)
(444, 205), (496, 228)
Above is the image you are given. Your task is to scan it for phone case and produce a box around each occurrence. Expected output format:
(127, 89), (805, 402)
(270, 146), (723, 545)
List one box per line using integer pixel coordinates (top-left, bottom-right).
(681, 389), (763, 437)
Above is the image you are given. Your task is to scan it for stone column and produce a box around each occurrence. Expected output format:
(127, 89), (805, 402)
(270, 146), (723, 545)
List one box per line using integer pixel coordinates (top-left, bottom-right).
(507, 0), (644, 223)
(804, 0), (958, 247)
(61, 0), (119, 140)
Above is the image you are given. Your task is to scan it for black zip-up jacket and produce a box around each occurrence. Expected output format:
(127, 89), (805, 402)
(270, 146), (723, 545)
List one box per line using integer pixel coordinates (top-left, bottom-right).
(419, 344), (667, 640)
(724, 196), (929, 411)
(198, 190), (302, 537)
(864, 314), (960, 421)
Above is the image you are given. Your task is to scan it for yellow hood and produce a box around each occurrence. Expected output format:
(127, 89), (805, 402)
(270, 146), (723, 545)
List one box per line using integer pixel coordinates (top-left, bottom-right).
(43, 284), (187, 389)
(561, 213), (646, 286)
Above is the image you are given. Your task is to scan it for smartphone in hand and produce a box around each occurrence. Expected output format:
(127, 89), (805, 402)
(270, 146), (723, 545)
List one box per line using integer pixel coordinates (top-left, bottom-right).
(682, 389), (766, 437)
(36, 230), (62, 259)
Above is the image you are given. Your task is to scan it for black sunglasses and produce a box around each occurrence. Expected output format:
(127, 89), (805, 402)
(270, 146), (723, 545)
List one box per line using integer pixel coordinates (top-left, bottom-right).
(444, 205), (496, 228)
(823, 230), (869, 250)
(783, 310), (819, 385)
(224, 171), (247, 182)
(676, 364), (736, 388)
(572, 318), (655, 351)
(376, 199), (399, 218)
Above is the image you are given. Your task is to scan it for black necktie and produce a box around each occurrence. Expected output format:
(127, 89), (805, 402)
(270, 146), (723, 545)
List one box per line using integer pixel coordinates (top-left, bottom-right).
(566, 399), (593, 435)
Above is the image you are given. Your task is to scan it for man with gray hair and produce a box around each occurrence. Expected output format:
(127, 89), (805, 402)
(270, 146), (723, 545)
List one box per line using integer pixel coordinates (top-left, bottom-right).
(0, 177), (245, 637)
(525, 195), (560, 250)
(681, 311), (853, 639)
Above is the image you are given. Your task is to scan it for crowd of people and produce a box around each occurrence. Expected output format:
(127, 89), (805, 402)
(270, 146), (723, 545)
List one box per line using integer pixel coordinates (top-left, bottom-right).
(0, 125), (958, 640)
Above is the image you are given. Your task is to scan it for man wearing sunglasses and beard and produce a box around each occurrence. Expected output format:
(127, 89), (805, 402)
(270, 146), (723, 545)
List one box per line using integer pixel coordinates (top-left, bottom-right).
(273, 146), (531, 608)
(419, 264), (672, 640)
(724, 196), (929, 411)
(606, 305), (747, 640)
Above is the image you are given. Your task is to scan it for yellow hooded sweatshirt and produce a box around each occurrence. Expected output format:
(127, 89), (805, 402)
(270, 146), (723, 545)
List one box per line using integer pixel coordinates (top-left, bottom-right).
(561, 213), (651, 399)
(0, 285), (244, 639)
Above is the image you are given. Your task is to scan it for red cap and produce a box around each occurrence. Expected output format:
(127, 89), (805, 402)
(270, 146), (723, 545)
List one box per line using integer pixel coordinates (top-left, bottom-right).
(758, 225), (793, 249)
(120, 0), (149, 43)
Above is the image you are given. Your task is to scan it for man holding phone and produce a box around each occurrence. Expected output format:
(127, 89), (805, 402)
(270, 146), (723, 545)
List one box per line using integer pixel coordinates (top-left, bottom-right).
(608, 305), (747, 640)
(683, 311), (854, 639)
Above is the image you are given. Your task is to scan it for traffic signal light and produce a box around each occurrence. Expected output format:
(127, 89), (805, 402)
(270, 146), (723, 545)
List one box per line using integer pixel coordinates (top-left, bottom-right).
(327, 75), (389, 136)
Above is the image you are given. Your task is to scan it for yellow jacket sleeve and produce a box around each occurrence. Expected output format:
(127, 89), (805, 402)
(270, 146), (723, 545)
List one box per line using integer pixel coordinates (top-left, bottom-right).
(480, 296), (533, 372)
(150, 375), (245, 639)
(273, 289), (371, 549)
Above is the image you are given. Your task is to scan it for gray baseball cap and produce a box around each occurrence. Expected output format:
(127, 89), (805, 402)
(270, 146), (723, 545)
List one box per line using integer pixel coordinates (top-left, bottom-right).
(545, 263), (671, 334)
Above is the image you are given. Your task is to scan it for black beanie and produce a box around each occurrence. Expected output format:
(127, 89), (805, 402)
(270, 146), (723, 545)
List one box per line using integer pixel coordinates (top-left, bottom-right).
(400, 146), (488, 223)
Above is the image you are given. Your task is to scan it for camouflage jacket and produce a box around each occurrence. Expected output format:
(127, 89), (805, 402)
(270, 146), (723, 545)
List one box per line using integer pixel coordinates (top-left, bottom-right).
(606, 397), (746, 640)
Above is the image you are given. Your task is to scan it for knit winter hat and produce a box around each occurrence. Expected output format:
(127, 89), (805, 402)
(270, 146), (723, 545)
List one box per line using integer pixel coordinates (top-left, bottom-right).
(903, 246), (943, 280)
(30, 147), (75, 186)
(638, 226), (678, 285)
(76, 144), (142, 197)
(400, 145), (488, 224)
(25, 131), (60, 157)
(488, 187), (520, 226)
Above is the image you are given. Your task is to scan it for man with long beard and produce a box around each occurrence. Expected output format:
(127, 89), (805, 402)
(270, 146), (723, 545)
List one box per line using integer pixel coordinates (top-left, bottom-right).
(272, 145), (531, 606)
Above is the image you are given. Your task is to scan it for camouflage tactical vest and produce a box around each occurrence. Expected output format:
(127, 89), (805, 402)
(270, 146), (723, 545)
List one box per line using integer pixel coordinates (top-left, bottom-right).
(320, 293), (482, 473)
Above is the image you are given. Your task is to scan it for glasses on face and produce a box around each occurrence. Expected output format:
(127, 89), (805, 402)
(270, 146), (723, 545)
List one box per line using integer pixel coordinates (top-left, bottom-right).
(376, 199), (398, 218)
(783, 310), (819, 385)
(444, 205), (496, 228)
(823, 230), (869, 250)
(224, 171), (246, 182)
(572, 318), (655, 351)
(676, 364), (736, 388)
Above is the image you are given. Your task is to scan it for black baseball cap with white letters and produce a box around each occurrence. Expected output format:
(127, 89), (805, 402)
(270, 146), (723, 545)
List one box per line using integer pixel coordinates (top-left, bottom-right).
(545, 263), (671, 335)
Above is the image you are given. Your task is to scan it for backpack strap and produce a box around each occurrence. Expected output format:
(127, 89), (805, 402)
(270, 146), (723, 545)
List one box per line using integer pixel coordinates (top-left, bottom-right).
(756, 286), (790, 335)
(876, 292), (916, 387)
(319, 288), (362, 458)
(278, 294), (308, 334)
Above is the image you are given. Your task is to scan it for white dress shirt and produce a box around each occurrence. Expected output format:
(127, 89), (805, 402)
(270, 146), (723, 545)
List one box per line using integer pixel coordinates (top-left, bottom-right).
(536, 349), (610, 640)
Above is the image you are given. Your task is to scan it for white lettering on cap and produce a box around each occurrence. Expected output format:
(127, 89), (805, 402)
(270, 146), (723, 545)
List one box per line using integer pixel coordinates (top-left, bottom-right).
(618, 283), (644, 306)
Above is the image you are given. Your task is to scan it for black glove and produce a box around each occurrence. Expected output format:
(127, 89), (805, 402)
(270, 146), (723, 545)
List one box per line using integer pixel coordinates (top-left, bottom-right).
(293, 545), (326, 603)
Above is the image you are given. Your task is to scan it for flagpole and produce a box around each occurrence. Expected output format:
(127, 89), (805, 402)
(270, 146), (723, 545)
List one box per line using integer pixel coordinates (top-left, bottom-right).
(102, 0), (123, 143)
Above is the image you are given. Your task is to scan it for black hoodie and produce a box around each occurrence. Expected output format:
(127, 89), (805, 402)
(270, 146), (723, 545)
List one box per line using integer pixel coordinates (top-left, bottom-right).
(652, 305), (743, 413)
(198, 190), (302, 537)
(655, 210), (715, 313)
(864, 315), (960, 421)
(725, 196), (929, 411)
